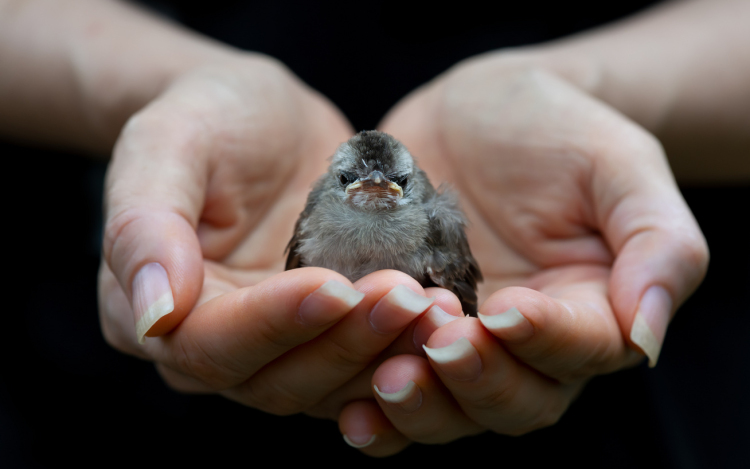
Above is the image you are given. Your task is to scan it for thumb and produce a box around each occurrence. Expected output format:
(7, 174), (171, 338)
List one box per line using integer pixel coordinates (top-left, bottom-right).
(599, 137), (709, 367)
(103, 108), (208, 344)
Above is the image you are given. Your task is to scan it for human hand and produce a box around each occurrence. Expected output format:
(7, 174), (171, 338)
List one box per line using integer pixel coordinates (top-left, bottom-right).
(334, 53), (708, 455)
(98, 55), (452, 418)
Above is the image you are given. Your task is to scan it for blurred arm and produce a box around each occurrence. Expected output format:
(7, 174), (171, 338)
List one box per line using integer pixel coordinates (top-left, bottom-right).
(483, 0), (750, 183)
(0, 0), (234, 154)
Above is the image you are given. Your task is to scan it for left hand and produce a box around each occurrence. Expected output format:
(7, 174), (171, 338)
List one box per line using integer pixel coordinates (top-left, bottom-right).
(98, 55), (448, 421)
(333, 53), (708, 456)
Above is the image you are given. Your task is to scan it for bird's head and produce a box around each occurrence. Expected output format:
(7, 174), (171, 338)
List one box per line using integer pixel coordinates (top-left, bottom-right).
(328, 130), (420, 210)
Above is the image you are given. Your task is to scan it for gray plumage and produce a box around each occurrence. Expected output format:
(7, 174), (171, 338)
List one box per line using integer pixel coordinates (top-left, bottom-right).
(285, 130), (482, 315)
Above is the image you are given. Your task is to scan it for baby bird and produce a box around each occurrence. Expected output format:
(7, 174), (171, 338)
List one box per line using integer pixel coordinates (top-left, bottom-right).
(285, 130), (482, 315)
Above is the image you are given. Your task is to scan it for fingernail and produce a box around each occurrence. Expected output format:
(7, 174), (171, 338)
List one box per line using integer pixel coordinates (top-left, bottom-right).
(343, 434), (377, 448)
(132, 263), (174, 345)
(373, 381), (423, 413)
(478, 307), (534, 342)
(298, 280), (365, 326)
(630, 285), (672, 368)
(423, 337), (482, 381)
(369, 285), (434, 334)
(413, 305), (461, 350)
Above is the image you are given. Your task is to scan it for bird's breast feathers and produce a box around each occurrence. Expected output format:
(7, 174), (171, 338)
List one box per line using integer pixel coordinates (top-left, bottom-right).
(296, 196), (431, 282)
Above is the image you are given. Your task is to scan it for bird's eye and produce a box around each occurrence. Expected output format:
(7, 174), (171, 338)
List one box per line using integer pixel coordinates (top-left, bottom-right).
(339, 172), (356, 186)
(395, 175), (408, 188)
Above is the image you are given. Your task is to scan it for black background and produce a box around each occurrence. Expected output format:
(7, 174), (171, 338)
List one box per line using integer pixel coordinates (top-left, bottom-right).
(4, 1), (749, 467)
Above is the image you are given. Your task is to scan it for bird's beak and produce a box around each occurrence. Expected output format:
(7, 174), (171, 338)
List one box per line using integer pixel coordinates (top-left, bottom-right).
(387, 181), (404, 198)
(346, 170), (403, 198)
(345, 180), (363, 194)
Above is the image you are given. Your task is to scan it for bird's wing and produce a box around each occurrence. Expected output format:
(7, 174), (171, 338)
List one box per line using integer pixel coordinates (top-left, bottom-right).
(422, 185), (483, 316)
(285, 181), (325, 270)
(284, 217), (305, 270)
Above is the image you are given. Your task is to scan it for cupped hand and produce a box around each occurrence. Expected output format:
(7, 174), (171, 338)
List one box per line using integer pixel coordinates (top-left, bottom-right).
(98, 54), (450, 418)
(336, 53), (708, 455)
(100, 54), (352, 339)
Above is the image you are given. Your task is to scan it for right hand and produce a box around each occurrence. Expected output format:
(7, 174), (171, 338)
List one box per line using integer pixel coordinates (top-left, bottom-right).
(334, 52), (709, 455)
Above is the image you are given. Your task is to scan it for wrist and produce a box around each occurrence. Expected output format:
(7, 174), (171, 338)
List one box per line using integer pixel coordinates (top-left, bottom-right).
(465, 45), (666, 131)
(0, 0), (255, 154)
(477, 1), (750, 183)
(67, 1), (244, 152)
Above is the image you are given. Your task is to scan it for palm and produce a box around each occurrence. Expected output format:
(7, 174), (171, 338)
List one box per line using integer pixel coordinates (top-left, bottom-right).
(101, 61), (353, 332)
(379, 66), (646, 377)
(185, 68), (352, 286)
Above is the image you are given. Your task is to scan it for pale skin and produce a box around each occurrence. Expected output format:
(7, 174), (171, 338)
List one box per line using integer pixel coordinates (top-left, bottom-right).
(343, 0), (748, 454)
(2, 0), (746, 456)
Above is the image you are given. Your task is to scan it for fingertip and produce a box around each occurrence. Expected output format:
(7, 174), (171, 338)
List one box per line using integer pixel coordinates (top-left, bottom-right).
(351, 270), (436, 336)
(338, 400), (412, 457)
(413, 305), (463, 351)
(629, 285), (672, 367)
(343, 434), (378, 449)
(354, 269), (426, 297)
(297, 279), (366, 326)
(478, 308), (534, 343)
(423, 287), (463, 316)
(606, 193), (708, 366)
(240, 267), (359, 323)
(371, 353), (486, 444)
(134, 262), (174, 343)
(141, 264), (203, 340)
(372, 354), (431, 397)
(479, 286), (557, 338)
(105, 211), (204, 343)
(424, 315), (484, 346)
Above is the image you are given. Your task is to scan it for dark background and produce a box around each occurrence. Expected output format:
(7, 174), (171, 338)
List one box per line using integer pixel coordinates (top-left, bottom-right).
(4, 1), (748, 467)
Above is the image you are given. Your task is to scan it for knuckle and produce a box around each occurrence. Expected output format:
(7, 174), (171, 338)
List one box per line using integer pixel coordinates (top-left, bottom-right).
(172, 336), (246, 390)
(410, 430), (449, 445)
(249, 310), (302, 353)
(409, 415), (468, 444)
(534, 406), (564, 431)
(249, 55), (291, 83)
(237, 380), (311, 416)
(568, 338), (623, 380)
(472, 379), (519, 412)
(115, 105), (211, 169)
(636, 128), (664, 154)
(121, 105), (200, 140)
(499, 408), (563, 437)
(679, 233), (710, 276)
(319, 338), (376, 374)
(523, 396), (567, 433)
(158, 371), (189, 393)
(156, 365), (210, 394)
(97, 268), (152, 360)
(99, 319), (133, 356)
(102, 207), (140, 267)
(502, 427), (533, 437)
(304, 406), (336, 420)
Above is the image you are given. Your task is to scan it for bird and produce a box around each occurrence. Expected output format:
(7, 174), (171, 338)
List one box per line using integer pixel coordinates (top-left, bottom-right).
(285, 130), (482, 315)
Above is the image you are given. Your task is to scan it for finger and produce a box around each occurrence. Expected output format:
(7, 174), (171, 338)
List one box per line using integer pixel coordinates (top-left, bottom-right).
(98, 258), (243, 359)
(306, 289), (464, 420)
(103, 103), (210, 344)
(594, 131), (709, 367)
(424, 317), (582, 435)
(98, 260), (151, 360)
(145, 268), (363, 390)
(338, 400), (412, 457)
(226, 270), (434, 416)
(477, 267), (641, 382)
(155, 363), (214, 394)
(372, 355), (483, 443)
(413, 287), (465, 350)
